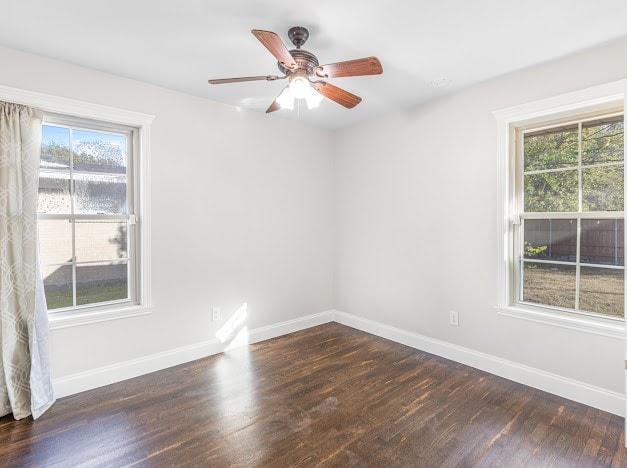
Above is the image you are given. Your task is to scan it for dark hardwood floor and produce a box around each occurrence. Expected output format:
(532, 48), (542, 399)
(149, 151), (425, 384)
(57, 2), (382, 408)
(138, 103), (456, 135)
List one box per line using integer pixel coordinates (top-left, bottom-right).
(0, 323), (625, 467)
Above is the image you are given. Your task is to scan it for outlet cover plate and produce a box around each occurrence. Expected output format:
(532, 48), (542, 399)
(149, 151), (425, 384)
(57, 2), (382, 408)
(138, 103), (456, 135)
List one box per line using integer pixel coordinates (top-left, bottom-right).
(449, 310), (459, 326)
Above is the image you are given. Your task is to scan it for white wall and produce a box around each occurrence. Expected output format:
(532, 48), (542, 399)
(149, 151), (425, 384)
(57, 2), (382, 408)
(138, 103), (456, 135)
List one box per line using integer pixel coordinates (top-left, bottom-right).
(2, 36), (626, 397)
(0, 46), (334, 379)
(334, 37), (627, 394)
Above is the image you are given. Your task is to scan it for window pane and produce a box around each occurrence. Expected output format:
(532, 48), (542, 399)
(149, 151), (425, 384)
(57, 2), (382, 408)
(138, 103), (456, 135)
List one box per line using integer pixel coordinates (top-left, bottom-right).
(581, 219), (624, 266)
(75, 221), (127, 263)
(41, 125), (70, 170)
(524, 125), (578, 171)
(76, 262), (128, 306)
(582, 165), (624, 212)
(42, 264), (73, 310)
(524, 170), (578, 212)
(38, 172), (71, 214)
(522, 262), (576, 309)
(582, 117), (624, 165)
(72, 130), (127, 174)
(523, 219), (576, 262)
(579, 267), (624, 318)
(74, 174), (127, 214)
(39, 219), (73, 265)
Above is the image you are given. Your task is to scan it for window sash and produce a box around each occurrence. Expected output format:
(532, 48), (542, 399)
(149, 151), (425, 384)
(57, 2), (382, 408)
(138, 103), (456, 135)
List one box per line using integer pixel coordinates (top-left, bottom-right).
(39, 115), (139, 313)
(513, 217), (625, 317)
(511, 111), (624, 319)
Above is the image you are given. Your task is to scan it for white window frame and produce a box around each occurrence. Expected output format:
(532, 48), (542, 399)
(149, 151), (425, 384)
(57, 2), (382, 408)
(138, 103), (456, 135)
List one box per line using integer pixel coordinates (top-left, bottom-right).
(494, 80), (627, 339)
(0, 84), (154, 329)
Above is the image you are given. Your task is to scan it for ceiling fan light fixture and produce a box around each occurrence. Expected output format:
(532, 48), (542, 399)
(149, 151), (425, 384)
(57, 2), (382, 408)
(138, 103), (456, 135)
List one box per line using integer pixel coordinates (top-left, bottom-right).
(288, 75), (310, 99)
(305, 87), (324, 109)
(276, 87), (295, 109)
(208, 27), (383, 113)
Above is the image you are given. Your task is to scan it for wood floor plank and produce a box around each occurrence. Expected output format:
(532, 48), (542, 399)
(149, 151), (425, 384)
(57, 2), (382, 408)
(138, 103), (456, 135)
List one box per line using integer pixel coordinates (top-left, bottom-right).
(0, 323), (625, 467)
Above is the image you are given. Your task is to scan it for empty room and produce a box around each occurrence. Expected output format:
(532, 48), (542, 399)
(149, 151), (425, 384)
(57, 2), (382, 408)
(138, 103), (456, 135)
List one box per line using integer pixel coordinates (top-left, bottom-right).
(1, 1), (626, 466)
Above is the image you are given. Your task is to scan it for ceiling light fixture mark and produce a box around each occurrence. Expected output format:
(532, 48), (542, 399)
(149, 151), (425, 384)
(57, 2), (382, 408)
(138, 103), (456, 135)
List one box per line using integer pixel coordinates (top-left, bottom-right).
(429, 77), (452, 88)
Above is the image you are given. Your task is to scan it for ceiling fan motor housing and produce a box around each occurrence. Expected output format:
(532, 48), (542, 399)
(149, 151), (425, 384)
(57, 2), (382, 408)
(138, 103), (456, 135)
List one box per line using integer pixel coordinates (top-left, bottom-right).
(278, 49), (319, 75)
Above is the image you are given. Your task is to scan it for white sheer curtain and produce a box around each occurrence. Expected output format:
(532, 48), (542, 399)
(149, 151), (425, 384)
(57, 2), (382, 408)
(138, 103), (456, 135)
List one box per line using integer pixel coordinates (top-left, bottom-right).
(0, 101), (55, 420)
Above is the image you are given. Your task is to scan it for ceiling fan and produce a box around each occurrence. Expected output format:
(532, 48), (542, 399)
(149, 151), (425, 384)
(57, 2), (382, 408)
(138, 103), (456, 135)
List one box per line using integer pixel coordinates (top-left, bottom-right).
(208, 26), (383, 113)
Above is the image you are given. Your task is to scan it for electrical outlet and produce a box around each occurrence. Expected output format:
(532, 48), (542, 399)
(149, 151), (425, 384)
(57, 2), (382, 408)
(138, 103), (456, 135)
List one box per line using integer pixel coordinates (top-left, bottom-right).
(449, 310), (459, 326)
(212, 307), (221, 322)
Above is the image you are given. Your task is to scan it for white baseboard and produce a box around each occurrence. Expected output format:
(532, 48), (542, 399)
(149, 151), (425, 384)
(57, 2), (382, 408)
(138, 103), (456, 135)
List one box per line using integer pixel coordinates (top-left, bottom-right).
(53, 310), (334, 398)
(332, 310), (624, 416)
(54, 308), (624, 417)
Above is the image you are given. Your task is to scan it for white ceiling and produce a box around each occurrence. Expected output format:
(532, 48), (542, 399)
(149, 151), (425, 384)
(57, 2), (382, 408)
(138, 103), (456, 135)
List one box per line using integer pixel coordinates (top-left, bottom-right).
(1, 0), (626, 129)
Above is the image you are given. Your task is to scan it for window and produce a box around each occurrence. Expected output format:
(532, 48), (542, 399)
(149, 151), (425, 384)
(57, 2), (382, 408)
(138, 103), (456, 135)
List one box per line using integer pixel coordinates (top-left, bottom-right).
(38, 115), (139, 313)
(0, 83), (153, 327)
(495, 80), (627, 337)
(514, 113), (624, 319)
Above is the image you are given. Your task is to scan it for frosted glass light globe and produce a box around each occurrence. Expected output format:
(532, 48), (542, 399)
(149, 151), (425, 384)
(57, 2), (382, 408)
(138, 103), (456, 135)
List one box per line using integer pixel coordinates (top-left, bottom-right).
(276, 87), (294, 109)
(305, 87), (323, 109)
(289, 76), (310, 99)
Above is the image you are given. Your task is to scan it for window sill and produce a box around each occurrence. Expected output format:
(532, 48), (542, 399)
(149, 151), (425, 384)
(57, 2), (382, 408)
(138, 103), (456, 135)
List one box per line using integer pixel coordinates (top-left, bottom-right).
(495, 305), (624, 339)
(48, 304), (153, 330)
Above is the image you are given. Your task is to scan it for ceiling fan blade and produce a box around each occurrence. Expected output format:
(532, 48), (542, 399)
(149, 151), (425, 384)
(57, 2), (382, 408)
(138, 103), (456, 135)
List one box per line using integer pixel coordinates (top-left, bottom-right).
(208, 75), (284, 85)
(315, 57), (383, 79)
(312, 82), (362, 109)
(266, 86), (288, 113)
(251, 30), (297, 69)
(266, 99), (281, 114)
